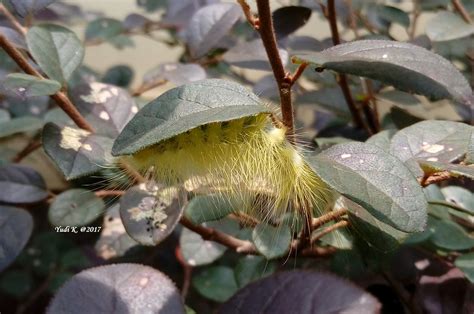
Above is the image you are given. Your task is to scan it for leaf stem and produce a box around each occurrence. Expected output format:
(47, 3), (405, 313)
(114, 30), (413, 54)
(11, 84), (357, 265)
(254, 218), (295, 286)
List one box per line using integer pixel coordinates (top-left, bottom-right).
(310, 220), (349, 244)
(311, 208), (348, 231)
(0, 32), (94, 132)
(237, 0), (259, 29)
(451, 0), (473, 24)
(419, 171), (452, 187)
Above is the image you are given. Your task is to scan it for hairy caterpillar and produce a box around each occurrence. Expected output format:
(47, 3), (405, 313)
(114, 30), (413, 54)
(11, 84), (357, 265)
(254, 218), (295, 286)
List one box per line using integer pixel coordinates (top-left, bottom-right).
(112, 79), (334, 228)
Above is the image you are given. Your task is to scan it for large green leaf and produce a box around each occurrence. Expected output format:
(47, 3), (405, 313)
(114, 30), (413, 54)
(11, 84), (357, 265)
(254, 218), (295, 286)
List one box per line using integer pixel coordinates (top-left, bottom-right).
(119, 185), (184, 245)
(184, 194), (235, 224)
(426, 11), (474, 42)
(112, 79), (270, 156)
(219, 271), (381, 313)
(0, 165), (48, 204)
(26, 24), (84, 84)
(0, 206), (33, 272)
(47, 264), (185, 314)
(308, 142), (427, 232)
(252, 223), (292, 259)
(42, 123), (113, 180)
(293, 40), (473, 118)
(48, 189), (105, 227)
(455, 253), (474, 283)
(193, 266), (238, 303)
(70, 82), (137, 138)
(0, 116), (43, 138)
(389, 120), (473, 176)
(429, 218), (474, 250)
(3, 73), (61, 97)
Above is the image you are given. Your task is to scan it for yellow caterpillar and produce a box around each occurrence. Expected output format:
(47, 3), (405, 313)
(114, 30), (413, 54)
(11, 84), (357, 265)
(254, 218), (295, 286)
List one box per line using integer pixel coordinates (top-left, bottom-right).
(113, 79), (333, 227)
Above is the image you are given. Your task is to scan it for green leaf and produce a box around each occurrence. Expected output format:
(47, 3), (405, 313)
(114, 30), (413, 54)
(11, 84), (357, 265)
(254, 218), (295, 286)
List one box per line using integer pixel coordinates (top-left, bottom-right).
(192, 266), (238, 302)
(441, 186), (474, 214)
(180, 218), (240, 266)
(292, 40), (473, 118)
(102, 65), (134, 87)
(4, 0), (56, 17)
(70, 82), (137, 138)
(308, 142), (427, 233)
(48, 264), (185, 314)
(252, 223), (292, 259)
(365, 129), (396, 151)
(0, 116), (43, 138)
(0, 270), (33, 298)
(429, 218), (474, 250)
(85, 18), (123, 42)
(112, 79), (270, 156)
(184, 194), (235, 224)
(119, 185), (184, 245)
(455, 253), (474, 283)
(220, 271), (381, 313)
(180, 227), (226, 266)
(345, 198), (408, 251)
(390, 120), (473, 176)
(26, 24), (84, 83)
(0, 206), (33, 272)
(426, 11), (474, 42)
(185, 3), (242, 58)
(48, 189), (105, 226)
(42, 123), (113, 180)
(424, 185), (451, 220)
(3, 73), (61, 97)
(374, 5), (410, 28)
(0, 165), (48, 204)
(234, 255), (277, 287)
(419, 160), (474, 180)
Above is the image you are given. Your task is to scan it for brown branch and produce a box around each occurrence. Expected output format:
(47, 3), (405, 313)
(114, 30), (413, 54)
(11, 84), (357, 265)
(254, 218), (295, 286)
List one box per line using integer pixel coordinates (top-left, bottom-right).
(409, 1), (421, 40)
(175, 246), (192, 299)
(180, 216), (336, 257)
(289, 63), (308, 86)
(12, 140), (41, 162)
(419, 171), (452, 187)
(237, 0), (259, 29)
(118, 160), (146, 184)
(0, 33), (94, 132)
(326, 0), (369, 132)
(310, 220), (349, 244)
(451, 0), (473, 24)
(311, 208), (348, 230)
(255, 0), (294, 135)
(94, 190), (126, 197)
(0, 4), (27, 36)
(180, 216), (257, 254)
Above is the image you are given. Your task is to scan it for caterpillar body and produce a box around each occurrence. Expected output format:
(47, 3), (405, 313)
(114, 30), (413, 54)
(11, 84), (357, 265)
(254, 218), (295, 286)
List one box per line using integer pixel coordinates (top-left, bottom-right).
(112, 79), (334, 228)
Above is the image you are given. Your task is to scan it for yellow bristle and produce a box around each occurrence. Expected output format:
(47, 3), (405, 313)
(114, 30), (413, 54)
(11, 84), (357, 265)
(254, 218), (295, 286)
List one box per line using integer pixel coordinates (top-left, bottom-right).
(123, 113), (333, 226)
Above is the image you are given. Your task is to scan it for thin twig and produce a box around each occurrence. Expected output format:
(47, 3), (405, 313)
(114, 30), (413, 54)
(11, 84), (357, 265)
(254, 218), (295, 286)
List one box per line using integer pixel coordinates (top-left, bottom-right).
(175, 246), (192, 299)
(311, 208), (348, 230)
(0, 4), (27, 36)
(310, 220), (349, 244)
(180, 216), (257, 254)
(418, 171), (452, 187)
(0, 33), (94, 132)
(326, 0), (369, 132)
(237, 0), (259, 29)
(12, 138), (41, 162)
(255, 0), (294, 135)
(409, 1), (421, 40)
(451, 0), (473, 24)
(180, 217), (336, 257)
(289, 63), (308, 86)
(94, 190), (126, 197)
